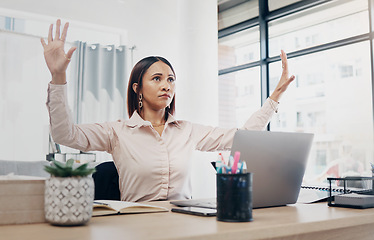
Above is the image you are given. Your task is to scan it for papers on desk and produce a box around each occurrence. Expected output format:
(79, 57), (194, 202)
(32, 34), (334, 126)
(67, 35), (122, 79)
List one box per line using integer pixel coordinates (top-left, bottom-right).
(297, 186), (342, 203)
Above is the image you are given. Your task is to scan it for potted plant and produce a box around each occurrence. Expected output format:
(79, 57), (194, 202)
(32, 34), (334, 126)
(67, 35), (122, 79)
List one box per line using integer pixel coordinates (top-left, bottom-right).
(44, 159), (96, 226)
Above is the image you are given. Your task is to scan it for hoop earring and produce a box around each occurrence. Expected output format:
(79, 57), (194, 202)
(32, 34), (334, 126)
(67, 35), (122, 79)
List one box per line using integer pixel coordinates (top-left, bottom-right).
(139, 93), (143, 109)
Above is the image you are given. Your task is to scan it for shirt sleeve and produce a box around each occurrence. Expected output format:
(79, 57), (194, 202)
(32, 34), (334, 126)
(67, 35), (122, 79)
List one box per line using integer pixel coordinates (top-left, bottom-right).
(46, 83), (115, 153)
(241, 98), (277, 130)
(192, 98), (277, 152)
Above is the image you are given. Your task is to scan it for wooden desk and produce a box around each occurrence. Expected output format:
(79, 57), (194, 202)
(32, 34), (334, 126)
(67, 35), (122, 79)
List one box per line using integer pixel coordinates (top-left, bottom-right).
(1, 202), (374, 240)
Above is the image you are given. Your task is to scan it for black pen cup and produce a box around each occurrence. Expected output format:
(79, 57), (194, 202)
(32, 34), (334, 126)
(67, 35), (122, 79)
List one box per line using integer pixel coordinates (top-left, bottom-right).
(216, 173), (253, 222)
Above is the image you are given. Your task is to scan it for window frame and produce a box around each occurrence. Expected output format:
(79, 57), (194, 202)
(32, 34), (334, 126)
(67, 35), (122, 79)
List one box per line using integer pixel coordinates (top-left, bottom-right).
(218, 0), (374, 129)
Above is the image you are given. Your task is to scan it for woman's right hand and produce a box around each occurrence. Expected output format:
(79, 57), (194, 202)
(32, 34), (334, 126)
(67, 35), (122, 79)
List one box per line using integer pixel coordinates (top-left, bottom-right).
(41, 19), (76, 84)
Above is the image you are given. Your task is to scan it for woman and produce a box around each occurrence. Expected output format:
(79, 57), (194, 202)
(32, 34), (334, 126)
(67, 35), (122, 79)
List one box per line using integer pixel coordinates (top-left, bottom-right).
(41, 20), (295, 202)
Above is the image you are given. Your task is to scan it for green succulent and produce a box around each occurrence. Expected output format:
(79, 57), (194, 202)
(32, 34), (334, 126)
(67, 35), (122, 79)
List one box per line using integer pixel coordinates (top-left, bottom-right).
(44, 158), (96, 177)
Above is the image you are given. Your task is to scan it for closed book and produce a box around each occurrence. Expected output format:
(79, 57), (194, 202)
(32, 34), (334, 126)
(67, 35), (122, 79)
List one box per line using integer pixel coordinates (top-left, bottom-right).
(334, 193), (374, 207)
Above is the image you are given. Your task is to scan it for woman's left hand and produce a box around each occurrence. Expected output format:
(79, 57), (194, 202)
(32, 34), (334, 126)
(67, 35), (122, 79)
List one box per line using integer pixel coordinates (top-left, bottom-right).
(269, 50), (295, 102)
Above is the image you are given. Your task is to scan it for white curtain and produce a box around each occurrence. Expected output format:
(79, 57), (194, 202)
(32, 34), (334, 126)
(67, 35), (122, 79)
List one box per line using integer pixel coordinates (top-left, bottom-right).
(70, 42), (127, 124)
(68, 41), (128, 161)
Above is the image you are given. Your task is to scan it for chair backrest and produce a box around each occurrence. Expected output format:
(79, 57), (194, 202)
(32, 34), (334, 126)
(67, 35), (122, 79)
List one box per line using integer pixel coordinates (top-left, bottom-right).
(0, 160), (50, 177)
(92, 161), (121, 200)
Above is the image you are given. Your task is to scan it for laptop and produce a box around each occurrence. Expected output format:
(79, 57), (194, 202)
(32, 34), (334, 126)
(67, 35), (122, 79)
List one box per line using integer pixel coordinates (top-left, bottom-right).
(171, 130), (314, 209)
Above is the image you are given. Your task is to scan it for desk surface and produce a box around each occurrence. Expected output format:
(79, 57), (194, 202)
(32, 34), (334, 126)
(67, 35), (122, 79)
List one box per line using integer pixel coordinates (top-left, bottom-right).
(2, 201), (374, 240)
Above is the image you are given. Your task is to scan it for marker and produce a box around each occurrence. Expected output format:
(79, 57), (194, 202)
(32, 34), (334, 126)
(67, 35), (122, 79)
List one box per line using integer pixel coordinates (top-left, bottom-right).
(231, 151), (240, 174)
(216, 154), (222, 173)
(219, 153), (226, 166)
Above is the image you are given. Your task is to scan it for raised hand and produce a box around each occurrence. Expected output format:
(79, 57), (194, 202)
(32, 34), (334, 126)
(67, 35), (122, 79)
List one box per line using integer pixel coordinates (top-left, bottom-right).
(40, 19), (76, 84)
(270, 50), (295, 102)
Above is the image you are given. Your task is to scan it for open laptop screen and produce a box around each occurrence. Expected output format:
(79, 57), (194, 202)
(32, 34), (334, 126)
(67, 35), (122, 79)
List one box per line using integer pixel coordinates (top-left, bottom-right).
(171, 130), (314, 209)
(231, 130), (314, 208)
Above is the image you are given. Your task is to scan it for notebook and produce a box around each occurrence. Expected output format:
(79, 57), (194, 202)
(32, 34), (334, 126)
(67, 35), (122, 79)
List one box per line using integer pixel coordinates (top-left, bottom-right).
(171, 130), (314, 209)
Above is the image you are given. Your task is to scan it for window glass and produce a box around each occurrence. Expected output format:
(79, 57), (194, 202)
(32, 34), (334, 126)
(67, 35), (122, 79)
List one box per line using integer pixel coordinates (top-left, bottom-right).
(0, 16), (25, 32)
(13, 18), (25, 32)
(0, 16), (6, 29)
(219, 26), (259, 70)
(218, 67), (261, 128)
(269, 42), (374, 183)
(218, 0), (258, 30)
(268, 0), (302, 11)
(268, 0), (369, 57)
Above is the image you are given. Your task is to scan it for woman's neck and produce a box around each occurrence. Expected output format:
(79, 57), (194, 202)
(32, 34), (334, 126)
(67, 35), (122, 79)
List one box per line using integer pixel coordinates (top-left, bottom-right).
(140, 109), (166, 126)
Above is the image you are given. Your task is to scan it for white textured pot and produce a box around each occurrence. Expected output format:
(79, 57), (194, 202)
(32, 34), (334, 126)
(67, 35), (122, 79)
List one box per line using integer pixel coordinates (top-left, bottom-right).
(44, 176), (94, 226)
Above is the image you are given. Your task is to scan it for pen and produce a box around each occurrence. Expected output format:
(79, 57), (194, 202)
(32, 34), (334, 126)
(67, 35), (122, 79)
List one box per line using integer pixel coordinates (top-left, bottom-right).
(93, 201), (109, 206)
(242, 161), (247, 173)
(228, 156), (233, 168)
(238, 160), (244, 174)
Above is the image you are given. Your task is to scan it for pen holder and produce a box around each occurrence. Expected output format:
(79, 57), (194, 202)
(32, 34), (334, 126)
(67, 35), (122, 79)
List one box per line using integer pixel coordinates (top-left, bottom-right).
(216, 173), (253, 222)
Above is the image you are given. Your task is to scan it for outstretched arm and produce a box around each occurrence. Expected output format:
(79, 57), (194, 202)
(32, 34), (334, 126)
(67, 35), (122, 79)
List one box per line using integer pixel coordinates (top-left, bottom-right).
(41, 19), (76, 85)
(43, 20), (114, 153)
(192, 51), (296, 151)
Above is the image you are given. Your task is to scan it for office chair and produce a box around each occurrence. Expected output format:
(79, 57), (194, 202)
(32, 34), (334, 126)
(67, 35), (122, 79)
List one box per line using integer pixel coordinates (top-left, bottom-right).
(92, 161), (121, 200)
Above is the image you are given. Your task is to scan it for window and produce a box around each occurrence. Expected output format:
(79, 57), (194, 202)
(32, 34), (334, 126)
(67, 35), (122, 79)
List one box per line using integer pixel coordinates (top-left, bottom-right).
(218, 0), (259, 30)
(268, 0), (369, 57)
(339, 65), (354, 78)
(218, 27), (260, 70)
(269, 41), (373, 180)
(218, 0), (374, 183)
(268, 0), (302, 11)
(0, 16), (24, 31)
(218, 67), (261, 128)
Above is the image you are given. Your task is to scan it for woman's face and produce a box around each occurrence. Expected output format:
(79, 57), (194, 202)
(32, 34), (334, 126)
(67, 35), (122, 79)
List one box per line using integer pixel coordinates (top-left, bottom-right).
(136, 61), (176, 112)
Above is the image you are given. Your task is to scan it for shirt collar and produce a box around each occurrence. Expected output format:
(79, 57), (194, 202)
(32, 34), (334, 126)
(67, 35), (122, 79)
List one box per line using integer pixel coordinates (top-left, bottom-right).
(126, 111), (181, 128)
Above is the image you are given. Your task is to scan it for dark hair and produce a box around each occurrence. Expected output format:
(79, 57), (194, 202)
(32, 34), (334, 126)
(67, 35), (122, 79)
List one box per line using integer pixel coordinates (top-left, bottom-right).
(127, 56), (176, 118)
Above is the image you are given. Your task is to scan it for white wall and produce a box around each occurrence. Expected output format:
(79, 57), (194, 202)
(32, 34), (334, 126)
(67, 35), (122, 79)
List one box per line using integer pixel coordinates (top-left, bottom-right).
(176, 0), (219, 198)
(0, 0), (218, 198)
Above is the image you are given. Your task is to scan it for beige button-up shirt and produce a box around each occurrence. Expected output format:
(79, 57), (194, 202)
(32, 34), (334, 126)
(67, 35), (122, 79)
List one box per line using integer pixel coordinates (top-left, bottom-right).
(46, 83), (278, 202)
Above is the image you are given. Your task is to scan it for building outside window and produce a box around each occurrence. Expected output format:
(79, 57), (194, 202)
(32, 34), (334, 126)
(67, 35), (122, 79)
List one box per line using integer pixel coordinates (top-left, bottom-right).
(218, 0), (374, 183)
